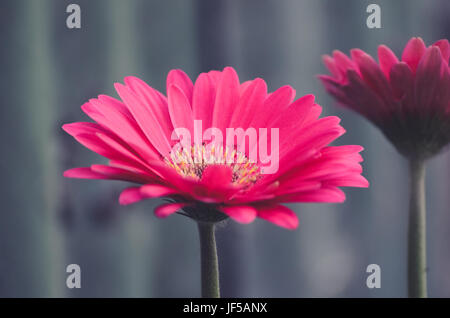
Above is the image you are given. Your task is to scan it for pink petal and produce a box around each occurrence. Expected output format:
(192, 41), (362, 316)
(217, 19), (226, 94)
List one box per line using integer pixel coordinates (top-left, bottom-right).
(220, 205), (257, 224)
(343, 70), (389, 119)
(324, 174), (369, 188)
(90, 164), (153, 184)
(63, 123), (145, 164)
(257, 95), (316, 166)
(212, 67), (240, 133)
(207, 70), (222, 85)
(274, 133), (341, 182)
(187, 165), (240, 203)
(140, 184), (177, 197)
(115, 83), (172, 157)
(119, 187), (146, 205)
(322, 55), (341, 79)
(168, 84), (194, 137)
(276, 181), (322, 196)
(109, 159), (159, 177)
(249, 85), (295, 129)
(290, 187), (346, 203)
(437, 64), (450, 110)
(154, 202), (187, 218)
(335, 50), (358, 76)
(200, 165), (233, 188)
(318, 75), (353, 106)
(124, 76), (174, 141)
(81, 97), (160, 161)
(166, 69), (194, 104)
(97, 94), (133, 117)
(121, 185), (180, 206)
(193, 73), (216, 129)
(271, 94), (315, 143)
(63, 167), (107, 179)
(433, 39), (450, 64)
(229, 78), (267, 129)
(415, 46), (443, 105)
(354, 53), (394, 106)
(95, 132), (150, 169)
(415, 46), (443, 111)
(350, 49), (368, 63)
(389, 62), (414, 101)
(239, 80), (254, 94)
(320, 145), (364, 162)
(62, 122), (102, 136)
(257, 205), (299, 230)
(65, 164), (158, 184)
(281, 159), (362, 185)
(304, 103), (323, 123)
(68, 133), (132, 164)
(280, 116), (343, 158)
(402, 37), (426, 73)
(378, 45), (399, 79)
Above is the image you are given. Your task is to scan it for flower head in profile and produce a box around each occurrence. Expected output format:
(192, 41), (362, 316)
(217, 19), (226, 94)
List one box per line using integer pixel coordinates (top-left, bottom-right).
(319, 37), (450, 159)
(63, 67), (368, 229)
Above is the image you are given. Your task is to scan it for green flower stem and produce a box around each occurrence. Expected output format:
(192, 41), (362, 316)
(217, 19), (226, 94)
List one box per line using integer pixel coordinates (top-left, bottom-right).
(197, 222), (220, 298)
(407, 158), (427, 298)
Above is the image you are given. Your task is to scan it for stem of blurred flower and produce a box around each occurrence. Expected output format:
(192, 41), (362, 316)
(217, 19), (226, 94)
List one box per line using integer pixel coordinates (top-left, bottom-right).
(407, 158), (427, 298)
(197, 222), (220, 298)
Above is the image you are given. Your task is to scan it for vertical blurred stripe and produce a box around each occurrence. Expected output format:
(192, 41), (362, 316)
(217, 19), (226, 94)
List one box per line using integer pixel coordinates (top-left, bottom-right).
(105, 0), (143, 298)
(66, 0), (156, 297)
(0, 0), (63, 297)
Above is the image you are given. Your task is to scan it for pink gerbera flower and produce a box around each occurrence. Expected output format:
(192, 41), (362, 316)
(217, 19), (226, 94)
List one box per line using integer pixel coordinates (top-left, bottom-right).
(319, 37), (450, 159)
(64, 67), (368, 229)
(64, 66), (369, 297)
(319, 38), (450, 298)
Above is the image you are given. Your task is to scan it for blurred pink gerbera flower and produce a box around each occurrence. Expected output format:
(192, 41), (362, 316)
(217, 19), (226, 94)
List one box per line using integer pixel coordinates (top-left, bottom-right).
(319, 37), (450, 159)
(64, 67), (368, 229)
(320, 38), (450, 297)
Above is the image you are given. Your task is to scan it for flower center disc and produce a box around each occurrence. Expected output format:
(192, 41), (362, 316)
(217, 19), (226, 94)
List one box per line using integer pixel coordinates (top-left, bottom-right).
(165, 144), (261, 187)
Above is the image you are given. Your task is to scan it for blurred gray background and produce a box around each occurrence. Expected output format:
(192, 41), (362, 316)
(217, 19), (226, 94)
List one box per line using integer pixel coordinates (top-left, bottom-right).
(0, 0), (449, 297)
